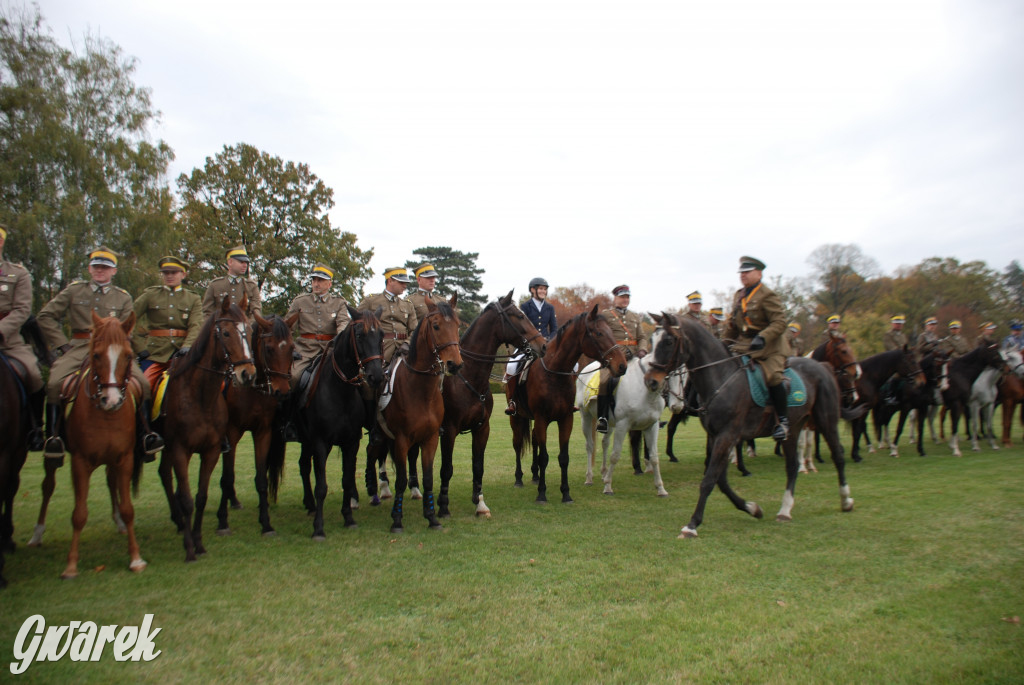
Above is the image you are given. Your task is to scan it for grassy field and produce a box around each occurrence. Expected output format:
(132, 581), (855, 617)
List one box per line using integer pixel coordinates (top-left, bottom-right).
(2, 408), (1023, 683)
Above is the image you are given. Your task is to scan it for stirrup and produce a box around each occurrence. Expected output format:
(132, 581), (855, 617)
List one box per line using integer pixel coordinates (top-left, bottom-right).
(504, 401), (516, 416)
(43, 437), (65, 467)
(143, 432), (164, 459)
(773, 419), (789, 442)
(221, 436), (231, 454)
(596, 417), (609, 434)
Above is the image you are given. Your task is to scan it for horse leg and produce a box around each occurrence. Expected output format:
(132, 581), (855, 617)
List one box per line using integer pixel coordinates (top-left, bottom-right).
(60, 456), (93, 579)
(680, 436), (759, 538)
(533, 419), (550, 503)
(158, 450), (185, 533)
(390, 437), (410, 533)
(849, 417), (863, 463)
(665, 412), (682, 462)
(27, 460), (59, 547)
(557, 417), (574, 504)
(603, 426), (624, 495)
(339, 436), (359, 528)
(311, 441), (329, 540)
(775, 433), (802, 522)
(939, 405), (948, 441)
(820, 419), (854, 513)
(419, 435), (442, 529)
(299, 443), (316, 513)
(216, 436), (238, 534)
(438, 427), (455, 518)
(949, 406), (963, 457)
(468, 423), (492, 518)
(644, 423), (668, 497)
(583, 412), (596, 486)
(408, 444), (422, 500)
(734, 443), (751, 477)
(99, 465), (127, 534)
(116, 453), (146, 573)
(985, 404), (999, 450)
(252, 428), (275, 536)
(191, 448), (221, 556)
(915, 405), (927, 456)
(629, 430), (643, 475)
(512, 415), (525, 487)
(1002, 399), (1015, 447)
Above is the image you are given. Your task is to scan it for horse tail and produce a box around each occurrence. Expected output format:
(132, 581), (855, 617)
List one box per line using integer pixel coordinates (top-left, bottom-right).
(841, 404), (869, 421)
(267, 430), (286, 503)
(514, 415), (533, 461)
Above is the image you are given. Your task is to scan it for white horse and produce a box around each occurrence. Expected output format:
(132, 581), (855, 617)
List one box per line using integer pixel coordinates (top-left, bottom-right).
(577, 347), (669, 497)
(969, 349), (1022, 451)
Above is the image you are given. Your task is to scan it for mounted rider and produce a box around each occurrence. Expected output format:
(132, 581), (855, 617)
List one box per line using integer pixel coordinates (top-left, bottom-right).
(596, 284), (648, 433)
(684, 291), (707, 329)
(0, 224), (45, 450)
(881, 315), (909, 405)
(406, 262), (439, 323)
(504, 276), (556, 416)
(287, 263), (350, 386)
(916, 317), (941, 356)
(358, 266), (417, 367)
(1002, 321), (1024, 352)
(786, 322), (804, 357)
(724, 256), (792, 441)
(708, 307), (726, 340)
(202, 245), (262, 320)
(822, 314), (843, 342)
(940, 320), (970, 359)
(36, 246), (164, 467)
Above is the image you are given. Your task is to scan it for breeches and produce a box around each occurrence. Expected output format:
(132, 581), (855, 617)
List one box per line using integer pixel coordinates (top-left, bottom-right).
(1, 339), (43, 393)
(48, 343), (150, 403)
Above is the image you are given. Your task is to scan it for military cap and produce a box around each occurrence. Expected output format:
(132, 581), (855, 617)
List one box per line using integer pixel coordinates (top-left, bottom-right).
(978, 321), (995, 331)
(1012, 321), (1023, 331)
(310, 263), (334, 280)
(788, 322), (801, 333)
(890, 315), (906, 324)
(738, 256), (765, 272)
(0, 224), (7, 240)
(924, 317), (938, 326)
(709, 307), (725, 321)
(383, 266), (413, 283)
(947, 320), (962, 330)
(226, 245), (250, 262)
(89, 246), (119, 267)
(687, 291), (702, 304)
(158, 256), (189, 272)
(414, 263), (439, 279)
(827, 314), (841, 324)
(612, 284), (631, 297)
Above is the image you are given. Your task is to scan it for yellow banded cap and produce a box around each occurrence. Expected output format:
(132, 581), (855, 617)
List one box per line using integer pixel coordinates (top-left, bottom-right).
(687, 291), (702, 304)
(788, 322), (801, 333)
(89, 245), (118, 267)
(384, 266), (413, 283)
(709, 307), (724, 321)
(0, 224), (7, 240)
(158, 256), (189, 272)
(978, 321), (996, 331)
(226, 245), (249, 262)
(415, 263), (439, 278)
(947, 320), (962, 329)
(827, 314), (841, 324)
(924, 317), (938, 326)
(311, 263), (334, 280)
(890, 315), (905, 324)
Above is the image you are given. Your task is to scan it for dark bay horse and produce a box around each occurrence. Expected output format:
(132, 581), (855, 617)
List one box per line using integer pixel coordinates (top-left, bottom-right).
(217, 312), (298, 536)
(869, 351), (946, 457)
(998, 366), (1024, 447)
(158, 295), (256, 561)
(941, 343), (1006, 457)
(295, 306), (383, 539)
(848, 347), (924, 462)
(0, 348), (29, 588)
(59, 312), (146, 579)
(425, 292), (545, 518)
(368, 295), (463, 532)
(811, 335), (861, 406)
(509, 305), (628, 503)
(643, 315), (862, 538)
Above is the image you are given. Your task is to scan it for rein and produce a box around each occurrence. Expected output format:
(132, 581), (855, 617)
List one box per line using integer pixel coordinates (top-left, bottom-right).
(403, 310), (459, 376)
(540, 316), (622, 377)
(331, 323), (383, 386)
(195, 317), (255, 380)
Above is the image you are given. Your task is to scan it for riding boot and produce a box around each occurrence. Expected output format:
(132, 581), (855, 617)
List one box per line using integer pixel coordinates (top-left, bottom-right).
(366, 398), (383, 445)
(504, 375), (518, 416)
(596, 395), (610, 434)
(279, 394), (299, 442)
(136, 400), (164, 461)
(43, 401), (65, 468)
(769, 383), (789, 442)
(27, 389), (45, 451)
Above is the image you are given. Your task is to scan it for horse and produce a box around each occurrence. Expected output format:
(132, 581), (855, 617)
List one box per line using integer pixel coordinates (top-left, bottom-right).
(157, 295), (256, 561)
(295, 306), (383, 539)
(509, 305), (629, 503)
(872, 351), (946, 457)
(368, 295), (463, 532)
(216, 312), (298, 536)
(998, 352), (1024, 446)
(414, 292), (546, 519)
(848, 347), (925, 462)
(642, 314), (864, 538)
(0, 348), (30, 589)
(810, 334), (862, 406)
(941, 343), (1006, 457)
(662, 367), (688, 463)
(48, 312), (146, 579)
(578, 330), (670, 496)
(966, 361), (1006, 452)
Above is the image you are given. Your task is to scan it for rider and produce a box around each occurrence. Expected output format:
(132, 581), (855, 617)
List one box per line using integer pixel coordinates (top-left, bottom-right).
(406, 262), (439, 322)
(822, 314), (842, 341)
(0, 224), (45, 450)
(684, 291), (706, 328)
(202, 245), (262, 320)
(504, 277), (556, 416)
(358, 266), (417, 367)
(1002, 321), (1024, 352)
(916, 317), (941, 356)
(786, 322), (804, 357)
(132, 256), (202, 394)
(287, 263), (350, 386)
(883, 314), (907, 351)
(941, 320), (970, 359)
(596, 284), (648, 433)
(977, 321), (998, 347)
(708, 307), (726, 340)
(36, 246), (164, 467)
(724, 256), (792, 441)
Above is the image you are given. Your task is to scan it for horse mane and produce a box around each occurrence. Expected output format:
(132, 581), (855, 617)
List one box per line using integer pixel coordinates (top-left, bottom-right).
(170, 304), (245, 379)
(89, 316), (129, 349)
(267, 314), (291, 339)
(858, 348), (900, 376)
(408, 301), (456, 360)
(550, 310), (588, 342)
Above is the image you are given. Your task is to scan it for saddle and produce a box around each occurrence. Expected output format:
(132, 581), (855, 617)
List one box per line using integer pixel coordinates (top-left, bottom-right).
(0, 352), (28, 407)
(375, 357), (405, 440)
(742, 356), (807, 408)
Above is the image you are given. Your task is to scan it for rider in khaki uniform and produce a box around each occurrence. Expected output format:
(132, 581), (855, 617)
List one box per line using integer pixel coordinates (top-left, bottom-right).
(0, 225), (45, 450)
(787, 323), (804, 357)
(916, 317), (941, 356)
(724, 256), (792, 441)
(202, 245), (262, 320)
(133, 256), (203, 392)
(286, 263), (350, 386)
(36, 246), (163, 465)
(940, 320), (970, 359)
(406, 262), (439, 322)
(358, 266), (417, 366)
(883, 314), (908, 351)
(708, 307), (725, 340)
(684, 291), (708, 329)
(595, 284), (648, 433)
(822, 314), (843, 342)
(977, 321), (998, 347)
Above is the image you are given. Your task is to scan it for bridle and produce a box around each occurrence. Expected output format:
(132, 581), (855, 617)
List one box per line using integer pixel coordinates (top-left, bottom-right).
(540, 315), (623, 376)
(197, 317), (255, 379)
(459, 301), (545, 365)
(404, 310), (461, 376)
(253, 325), (292, 394)
(83, 341), (133, 408)
(331, 320), (383, 386)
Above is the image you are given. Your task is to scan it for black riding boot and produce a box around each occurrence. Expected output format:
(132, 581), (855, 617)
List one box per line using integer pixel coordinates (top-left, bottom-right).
(136, 400), (164, 461)
(279, 394), (299, 442)
(27, 389), (45, 451)
(596, 395), (611, 434)
(769, 383), (789, 442)
(43, 401), (65, 468)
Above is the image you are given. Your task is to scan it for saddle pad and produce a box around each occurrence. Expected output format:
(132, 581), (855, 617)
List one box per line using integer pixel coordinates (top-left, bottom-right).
(743, 357), (807, 408)
(152, 370), (170, 421)
(377, 357), (402, 414)
(579, 361), (601, 407)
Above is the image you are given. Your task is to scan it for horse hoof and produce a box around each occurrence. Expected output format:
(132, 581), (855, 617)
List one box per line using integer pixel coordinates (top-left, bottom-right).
(390, 526), (404, 534)
(60, 571), (79, 580)
(370, 496), (381, 506)
(216, 528), (232, 537)
(750, 503), (764, 519)
(562, 495), (574, 504)
(776, 514), (792, 522)
(344, 521), (358, 529)
(429, 523), (443, 530)
(583, 478), (593, 486)
(531, 476), (539, 484)
(513, 481), (523, 488)
(677, 527), (698, 539)
(410, 488), (423, 500)
(842, 499), (855, 512)
(312, 534), (326, 542)
(230, 500), (244, 510)
(657, 489), (669, 497)
(535, 497), (548, 504)
(129, 559), (147, 573)
(439, 511), (451, 519)
(852, 456), (863, 463)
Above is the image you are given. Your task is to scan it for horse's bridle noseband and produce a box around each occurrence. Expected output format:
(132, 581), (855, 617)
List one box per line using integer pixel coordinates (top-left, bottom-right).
(198, 317), (255, 379)
(404, 310), (461, 376)
(332, 321), (384, 386)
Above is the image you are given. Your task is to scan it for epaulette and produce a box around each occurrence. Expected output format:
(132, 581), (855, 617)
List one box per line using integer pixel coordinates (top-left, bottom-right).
(114, 286), (131, 295)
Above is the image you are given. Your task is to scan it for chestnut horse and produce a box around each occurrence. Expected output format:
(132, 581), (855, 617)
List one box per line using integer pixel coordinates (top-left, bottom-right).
(368, 295), (463, 532)
(509, 305), (629, 504)
(217, 312), (298, 536)
(643, 314), (864, 538)
(296, 306), (383, 538)
(56, 312), (147, 579)
(0, 348), (29, 588)
(158, 295), (256, 561)
(998, 360), (1024, 447)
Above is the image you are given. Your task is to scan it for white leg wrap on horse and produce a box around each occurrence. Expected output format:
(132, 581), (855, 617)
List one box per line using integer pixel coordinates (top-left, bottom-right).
(27, 524), (46, 547)
(475, 497), (491, 518)
(678, 526), (698, 538)
(776, 491), (794, 521)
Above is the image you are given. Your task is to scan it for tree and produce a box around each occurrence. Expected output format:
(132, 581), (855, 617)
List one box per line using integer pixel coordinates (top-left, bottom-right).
(1003, 261), (1024, 311)
(0, 4), (175, 306)
(548, 283), (612, 324)
(405, 246), (486, 322)
(176, 143), (373, 313)
(806, 244), (880, 317)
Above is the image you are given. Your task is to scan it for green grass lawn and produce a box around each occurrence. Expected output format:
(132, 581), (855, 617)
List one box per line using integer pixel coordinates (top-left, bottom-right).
(2, 408), (1023, 683)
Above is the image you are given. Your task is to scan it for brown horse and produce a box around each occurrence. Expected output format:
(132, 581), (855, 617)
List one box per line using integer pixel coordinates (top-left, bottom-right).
(509, 305), (629, 503)
(217, 312), (298, 536)
(158, 295), (256, 561)
(999, 372), (1024, 447)
(369, 295), (463, 532)
(59, 312), (146, 579)
(0, 346), (30, 588)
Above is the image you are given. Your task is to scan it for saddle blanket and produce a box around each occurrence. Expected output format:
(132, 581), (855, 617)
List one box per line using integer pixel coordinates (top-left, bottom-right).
(578, 360), (602, 407)
(152, 371), (169, 421)
(743, 357), (807, 408)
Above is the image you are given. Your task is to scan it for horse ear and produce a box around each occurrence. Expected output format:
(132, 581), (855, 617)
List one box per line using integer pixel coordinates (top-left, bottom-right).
(284, 312), (300, 329)
(588, 304), (599, 319)
(347, 304), (359, 320)
(121, 311), (136, 336)
(374, 306), (383, 319)
(501, 289), (513, 306)
(91, 310), (102, 328)
(650, 312), (663, 324)
(220, 294), (232, 314)
(449, 292), (458, 309)
(253, 311), (270, 330)
(238, 292), (249, 316)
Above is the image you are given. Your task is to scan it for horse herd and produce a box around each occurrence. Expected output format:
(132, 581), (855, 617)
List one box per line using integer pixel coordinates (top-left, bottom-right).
(0, 295), (1019, 586)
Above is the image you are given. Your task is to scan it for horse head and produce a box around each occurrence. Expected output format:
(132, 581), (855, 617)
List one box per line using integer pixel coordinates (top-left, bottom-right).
(415, 295), (463, 376)
(643, 312), (684, 392)
(825, 334), (861, 404)
(495, 290), (546, 359)
(217, 294), (257, 387)
(88, 310), (135, 412)
(899, 344), (926, 388)
(252, 311), (298, 398)
(1005, 348), (1024, 379)
(583, 305), (628, 377)
(346, 305), (385, 393)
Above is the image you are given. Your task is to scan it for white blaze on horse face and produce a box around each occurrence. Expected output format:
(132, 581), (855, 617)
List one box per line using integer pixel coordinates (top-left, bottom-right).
(101, 344), (123, 409)
(236, 323), (252, 360)
(855, 364), (863, 380)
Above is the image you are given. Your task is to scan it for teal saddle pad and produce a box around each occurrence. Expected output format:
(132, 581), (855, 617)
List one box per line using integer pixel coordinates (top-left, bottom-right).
(742, 357), (807, 407)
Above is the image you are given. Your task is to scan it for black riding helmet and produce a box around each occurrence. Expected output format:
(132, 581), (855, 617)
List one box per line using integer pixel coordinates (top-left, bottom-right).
(529, 277), (549, 290)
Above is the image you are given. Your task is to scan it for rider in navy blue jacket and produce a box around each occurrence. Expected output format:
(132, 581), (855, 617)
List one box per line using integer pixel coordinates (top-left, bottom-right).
(520, 277), (557, 340)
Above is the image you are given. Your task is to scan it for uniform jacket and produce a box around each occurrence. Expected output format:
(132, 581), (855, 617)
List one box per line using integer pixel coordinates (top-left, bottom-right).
(883, 329), (908, 351)
(916, 331), (940, 356)
(38, 281), (134, 350)
(132, 285), (203, 362)
(0, 258), (32, 345)
(724, 280), (791, 361)
(521, 298), (557, 340)
(287, 291), (350, 362)
(359, 291), (418, 362)
(600, 307), (649, 354)
(406, 289), (436, 323)
(940, 334), (970, 358)
(202, 275), (262, 320)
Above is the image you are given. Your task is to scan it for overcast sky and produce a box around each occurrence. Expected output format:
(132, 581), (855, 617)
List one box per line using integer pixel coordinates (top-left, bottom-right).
(38, 0), (1024, 314)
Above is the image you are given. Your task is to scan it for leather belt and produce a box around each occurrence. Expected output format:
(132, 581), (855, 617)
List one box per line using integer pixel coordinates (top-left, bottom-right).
(72, 332), (91, 339)
(301, 333), (333, 341)
(149, 329), (187, 338)
(620, 340), (638, 346)
(383, 333), (408, 340)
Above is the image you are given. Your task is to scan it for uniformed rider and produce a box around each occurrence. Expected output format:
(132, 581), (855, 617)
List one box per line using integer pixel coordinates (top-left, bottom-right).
(941, 320), (970, 359)
(883, 314), (907, 351)
(287, 263), (350, 385)
(595, 284), (648, 433)
(358, 266), (417, 366)
(202, 245), (262, 320)
(406, 263), (439, 323)
(133, 256), (203, 393)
